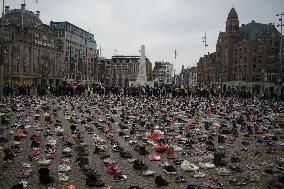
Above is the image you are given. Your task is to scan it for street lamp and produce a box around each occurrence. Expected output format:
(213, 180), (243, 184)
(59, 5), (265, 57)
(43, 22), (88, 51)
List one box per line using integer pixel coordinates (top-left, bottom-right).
(202, 32), (208, 55)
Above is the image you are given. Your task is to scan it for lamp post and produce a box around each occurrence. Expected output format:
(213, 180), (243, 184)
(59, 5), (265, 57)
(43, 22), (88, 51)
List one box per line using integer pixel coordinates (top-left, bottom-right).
(202, 32), (208, 55)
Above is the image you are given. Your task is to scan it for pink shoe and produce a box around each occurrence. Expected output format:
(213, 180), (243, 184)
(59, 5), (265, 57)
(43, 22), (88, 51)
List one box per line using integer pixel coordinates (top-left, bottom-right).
(59, 157), (70, 164)
(31, 149), (40, 156)
(207, 178), (224, 189)
(149, 154), (161, 161)
(46, 153), (55, 159)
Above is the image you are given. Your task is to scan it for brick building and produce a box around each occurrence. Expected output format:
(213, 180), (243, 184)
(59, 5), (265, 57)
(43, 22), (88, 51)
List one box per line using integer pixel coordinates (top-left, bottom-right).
(197, 52), (216, 89)
(197, 8), (284, 95)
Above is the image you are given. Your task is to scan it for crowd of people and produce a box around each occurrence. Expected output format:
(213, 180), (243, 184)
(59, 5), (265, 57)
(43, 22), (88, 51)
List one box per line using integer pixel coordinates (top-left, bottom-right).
(2, 83), (282, 100)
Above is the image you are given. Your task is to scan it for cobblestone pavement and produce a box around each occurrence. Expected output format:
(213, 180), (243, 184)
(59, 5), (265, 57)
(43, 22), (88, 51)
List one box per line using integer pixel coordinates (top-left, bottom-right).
(0, 95), (283, 189)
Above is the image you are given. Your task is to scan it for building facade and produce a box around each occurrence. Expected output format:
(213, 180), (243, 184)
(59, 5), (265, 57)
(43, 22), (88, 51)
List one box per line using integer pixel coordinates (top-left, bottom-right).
(179, 65), (197, 88)
(1, 4), (63, 86)
(94, 55), (152, 86)
(50, 21), (97, 85)
(197, 8), (284, 96)
(111, 55), (152, 86)
(95, 57), (112, 85)
(152, 61), (174, 86)
(197, 52), (216, 89)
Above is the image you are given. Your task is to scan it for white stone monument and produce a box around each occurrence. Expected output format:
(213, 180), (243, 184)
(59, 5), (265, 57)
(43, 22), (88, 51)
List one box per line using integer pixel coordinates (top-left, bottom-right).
(129, 45), (154, 87)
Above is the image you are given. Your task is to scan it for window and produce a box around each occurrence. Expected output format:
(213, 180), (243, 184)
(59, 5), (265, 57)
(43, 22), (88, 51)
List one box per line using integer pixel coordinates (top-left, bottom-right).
(59, 23), (65, 29)
(35, 32), (39, 38)
(59, 31), (65, 37)
(42, 34), (47, 40)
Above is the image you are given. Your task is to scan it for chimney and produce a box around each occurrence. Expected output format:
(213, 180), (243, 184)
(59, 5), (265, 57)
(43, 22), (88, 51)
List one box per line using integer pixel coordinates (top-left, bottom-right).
(5, 6), (9, 14)
(21, 4), (26, 10)
(36, 11), (40, 18)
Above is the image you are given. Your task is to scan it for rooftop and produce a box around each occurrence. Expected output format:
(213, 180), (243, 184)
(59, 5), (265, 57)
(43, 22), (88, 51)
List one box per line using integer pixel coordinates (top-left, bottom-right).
(1, 4), (42, 28)
(240, 20), (275, 40)
(112, 55), (140, 59)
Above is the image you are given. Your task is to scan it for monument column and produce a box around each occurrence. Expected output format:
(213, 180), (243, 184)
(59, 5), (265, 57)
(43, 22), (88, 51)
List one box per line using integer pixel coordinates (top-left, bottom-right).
(136, 45), (147, 85)
(129, 45), (154, 87)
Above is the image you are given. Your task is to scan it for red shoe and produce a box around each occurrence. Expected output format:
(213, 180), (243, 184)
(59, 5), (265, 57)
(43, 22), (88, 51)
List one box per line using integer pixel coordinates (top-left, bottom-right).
(187, 124), (195, 129)
(59, 157), (70, 164)
(155, 144), (167, 153)
(46, 153), (55, 159)
(107, 165), (121, 175)
(149, 132), (159, 141)
(18, 129), (27, 138)
(167, 147), (176, 159)
(33, 137), (41, 144)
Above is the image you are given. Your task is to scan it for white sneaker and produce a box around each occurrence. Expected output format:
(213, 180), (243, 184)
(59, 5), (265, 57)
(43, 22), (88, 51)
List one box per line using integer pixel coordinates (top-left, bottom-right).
(103, 158), (115, 164)
(38, 159), (51, 166)
(19, 180), (28, 187)
(62, 147), (72, 152)
(199, 162), (215, 169)
(58, 173), (69, 182)
(174, 146), (183, 152)
(216, 167), (231, 176)
(181, 160), (199, 171)
(22, 163), (31, 168)
(58, 164), (71, 172)
(142, 169), (155, 176)
(127, 158), (136, 163)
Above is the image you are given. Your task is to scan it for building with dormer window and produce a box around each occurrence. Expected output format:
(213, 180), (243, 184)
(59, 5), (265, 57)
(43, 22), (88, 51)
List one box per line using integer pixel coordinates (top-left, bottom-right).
(0, 4), (63, 87)
(197, 8), (284, 96)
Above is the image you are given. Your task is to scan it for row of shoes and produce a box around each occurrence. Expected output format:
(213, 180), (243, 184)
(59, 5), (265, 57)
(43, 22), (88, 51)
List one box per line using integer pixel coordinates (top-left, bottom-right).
(93, 128), (129, 182)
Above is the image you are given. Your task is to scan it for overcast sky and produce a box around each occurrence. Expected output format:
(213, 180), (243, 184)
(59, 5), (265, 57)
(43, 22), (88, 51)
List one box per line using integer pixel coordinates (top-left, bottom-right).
(4, 0), (284, 73)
